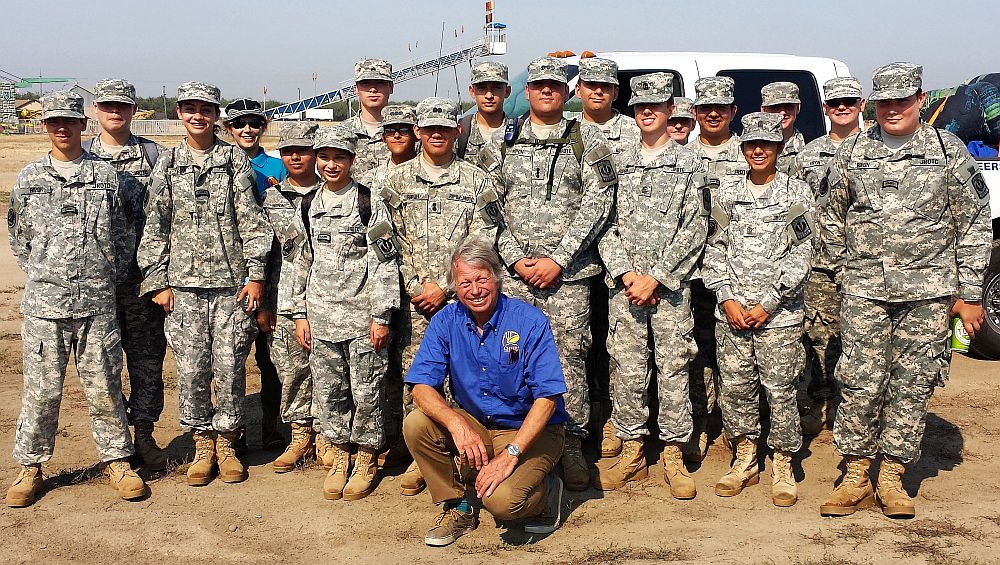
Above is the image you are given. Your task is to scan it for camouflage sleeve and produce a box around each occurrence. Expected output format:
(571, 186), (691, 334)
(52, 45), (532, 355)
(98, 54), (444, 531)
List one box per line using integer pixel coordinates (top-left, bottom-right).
(596, 206), (630, 284)
(649, 166), (710, 291)
(819, 152), (850, 284)
(232, 154), (271, 281)
(290, 213), (313, 319)
(110, 170), (135, 282)
(8, 170), (29, 271)
(549, 131), (616, 270)
(759, 177), (815, 313)
(484, 145), (528, 269)
(381, 173), (422, 296)
(469, 169), (502, 249)
(137, 152), (173, 295)
(261, 188), (297, 312)
(367, 199), (401, 325)
(702, 188), (734, 305)
(948, 148), (992, 301)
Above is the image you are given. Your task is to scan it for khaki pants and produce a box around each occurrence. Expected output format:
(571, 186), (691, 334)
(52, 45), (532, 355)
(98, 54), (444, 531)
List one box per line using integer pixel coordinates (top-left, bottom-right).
(403, 408), (564, 521)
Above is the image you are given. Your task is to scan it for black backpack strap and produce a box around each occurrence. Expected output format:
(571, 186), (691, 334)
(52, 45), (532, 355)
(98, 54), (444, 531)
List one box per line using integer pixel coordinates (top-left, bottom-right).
(357, 182), (373, 226)
(139, 137), (160, 170)
(300, 189), (318, 236)
(457, 114), (475, 159)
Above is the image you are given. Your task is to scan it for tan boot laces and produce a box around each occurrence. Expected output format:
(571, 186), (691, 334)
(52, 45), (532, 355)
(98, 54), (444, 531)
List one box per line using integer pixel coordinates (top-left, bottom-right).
(843, 457), (868, 485)
(773, 453), (794, 487)
(331, 445), (350, 473)
(193, 432), (214, 463)
(216, 434), (237, 460)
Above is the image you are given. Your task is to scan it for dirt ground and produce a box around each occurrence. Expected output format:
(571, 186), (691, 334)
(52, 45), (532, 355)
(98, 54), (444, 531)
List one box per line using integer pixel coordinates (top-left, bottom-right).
(1, 134), (999, 564)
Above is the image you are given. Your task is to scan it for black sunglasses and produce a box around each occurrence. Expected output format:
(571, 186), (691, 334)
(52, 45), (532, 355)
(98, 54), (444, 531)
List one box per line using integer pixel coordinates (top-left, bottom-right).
(826, 97), (861, 108)
(383, 125), (413, 136)
(226, 98), (262, 112)
(231, 118), (265, 129)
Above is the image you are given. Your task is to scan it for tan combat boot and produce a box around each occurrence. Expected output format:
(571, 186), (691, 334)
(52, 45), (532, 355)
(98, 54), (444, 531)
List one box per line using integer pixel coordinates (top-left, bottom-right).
(187, 430), (216, 486)
(596, 438), (647, 490)
(662, 443), (697, 499)
(133, 421), (168, 471)
(877, 456), (915, 518)
(600, 419), (622, 458)
(715, 436), (759, 496)
(323, 443), (351, 500)
(399, 461), (426, 496)
(105, 459), (147, 500)
(272, 423), (315, 473)
(315, 434), (334, 469)
(344, 446), (378, 501)
(683, 415), (710, 462)
(819, 455), (875, 516)
(215, 431), (248, 483)
(561, 435), (590, 491)
(6, 465), (43, 508)
(800, 401), (827, 436)
(771, 450), (797, 507)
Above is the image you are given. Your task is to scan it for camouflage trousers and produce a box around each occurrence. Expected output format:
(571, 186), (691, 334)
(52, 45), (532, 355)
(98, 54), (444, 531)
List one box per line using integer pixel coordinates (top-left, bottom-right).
(608, 284), (697, 443)
(506, 277), (592, 438)
(269, 315), (317, 429)
(800, 270), (842, 411)
(716, 323), (804, 452)
(166, 288), (257, 433)
(116, 283), (167, 424)
(312, 335), (389, 450)
(832, 295), (950, 464)
(14, 313), (133, 465)
(689, 279), (720, 417)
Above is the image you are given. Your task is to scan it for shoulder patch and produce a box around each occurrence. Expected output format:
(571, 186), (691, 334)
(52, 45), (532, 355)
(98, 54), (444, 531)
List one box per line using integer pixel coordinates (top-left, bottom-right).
(367, 219), (399, 262)
(708, 204), (729, 244)
(786, 202), (813, 246)
(585, 144), (617, 185)
(700, 185), (712, 216)
(380, 185), (401, 208)
(971, 172), (991, 206)
(476, 187), (504, 225)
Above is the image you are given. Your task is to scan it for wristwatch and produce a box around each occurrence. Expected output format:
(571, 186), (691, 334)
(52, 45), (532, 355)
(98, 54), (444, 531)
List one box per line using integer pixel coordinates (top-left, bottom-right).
(505, 443), (521, 458)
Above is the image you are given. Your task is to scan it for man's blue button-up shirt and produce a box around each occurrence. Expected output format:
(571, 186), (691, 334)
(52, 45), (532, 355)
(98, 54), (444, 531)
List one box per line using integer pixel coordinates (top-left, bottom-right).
(405, 294), (568, 429)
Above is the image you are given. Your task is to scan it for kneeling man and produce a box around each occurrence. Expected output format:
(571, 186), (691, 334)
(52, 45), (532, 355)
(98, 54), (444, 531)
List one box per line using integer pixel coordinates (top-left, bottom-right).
(403, 239), (567, 546)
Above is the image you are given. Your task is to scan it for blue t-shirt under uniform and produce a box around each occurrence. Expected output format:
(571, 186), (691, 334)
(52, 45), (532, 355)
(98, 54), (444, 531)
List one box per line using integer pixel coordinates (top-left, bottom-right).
(405, 294), (568, 429)
(250, 149), (287, 199)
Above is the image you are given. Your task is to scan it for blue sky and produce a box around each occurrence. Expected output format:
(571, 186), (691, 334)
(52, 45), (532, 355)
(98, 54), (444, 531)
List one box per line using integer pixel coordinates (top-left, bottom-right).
(5, 1), (994, 104)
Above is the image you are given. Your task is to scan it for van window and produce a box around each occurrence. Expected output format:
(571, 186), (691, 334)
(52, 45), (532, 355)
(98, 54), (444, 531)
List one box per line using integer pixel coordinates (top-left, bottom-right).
(610, 70), (684, 117)
(716, 69), (826, 143)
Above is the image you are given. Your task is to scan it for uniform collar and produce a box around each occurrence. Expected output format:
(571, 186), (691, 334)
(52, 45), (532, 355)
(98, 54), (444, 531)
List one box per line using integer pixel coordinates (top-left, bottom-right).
(310, 180), (357, 217)
(90, 134), (143, 162)
(415, 155), (462, 185)
(42, 152), (96, 184)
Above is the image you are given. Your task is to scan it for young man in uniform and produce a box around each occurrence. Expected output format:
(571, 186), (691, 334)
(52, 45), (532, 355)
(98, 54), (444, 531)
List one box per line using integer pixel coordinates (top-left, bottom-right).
(793, 77), (865, 435)
(359, 104), (419, 191)
(344, 58), (394, 178)
(6, 91), (146, 506)
(224, 97), (286, 451)
(481, 56), (617, 491)
(88, 78), (169, 471)
(596, 73), (709, 498)
(381, 97), (502, 495)
(460, 61), (510, 168)
(819, 63), (991, 518)
(667, 97), (696, 145)
(761, 81), (806, 177)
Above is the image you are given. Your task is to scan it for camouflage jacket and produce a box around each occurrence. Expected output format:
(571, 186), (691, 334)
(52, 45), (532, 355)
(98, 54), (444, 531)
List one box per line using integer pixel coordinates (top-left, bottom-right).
(704, 171), (816, 328)
(358, 157), (415, 194)
(481, 117), (617, 281)
(381, 157), (501, 298)
(342, 115), (390, 179)
(599, 140), (709, 292)
(88, 134), (164, 286)
(566, 111), (641, 166)
(777, 130), (805, 177)
(291, 181), (401, 342)
(460, 113), (501, 169)
(9, 152), (134, 318)
(138, 139), (271, 295)
(794, 134), (843, 272)
(692, 134), (748, 188)
(261, 178), (322, 316)
(821, 123), (991, 302)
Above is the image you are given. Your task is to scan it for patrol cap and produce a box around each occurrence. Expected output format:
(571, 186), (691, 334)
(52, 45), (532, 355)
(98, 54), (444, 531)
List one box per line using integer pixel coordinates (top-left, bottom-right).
(526, 57), (568, 84)
(355, 59), (393, 83)
(740, 112), (784, 143)
(578, 57), (619, 85)
(869, 62), (922, 101)
(94, 79), (136, 105)
(40, 90), (86, 120)
(381, 104), (417, 127)
(823, 77), (863, 101)
(177, 81), (221, 105)
(761, 82), (801, 106)
(471, 61), (508, 85)
(694, 76), (735, 106)
(276, 121), (319, 150)
(224, 98), (266, 123)
(628, 72), (674, 106)
(313, 125), (357, 154)
(416, 97), (459, 128)
(672, 97), (695, 120)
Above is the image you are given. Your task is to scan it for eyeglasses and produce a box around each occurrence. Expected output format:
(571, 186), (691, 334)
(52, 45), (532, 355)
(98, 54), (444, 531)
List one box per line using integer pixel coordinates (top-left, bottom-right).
(826, 98), (861, 108)
(231, 118), (264, 129)
(226, 98), (262, 112)
(383, 125), (413, 136)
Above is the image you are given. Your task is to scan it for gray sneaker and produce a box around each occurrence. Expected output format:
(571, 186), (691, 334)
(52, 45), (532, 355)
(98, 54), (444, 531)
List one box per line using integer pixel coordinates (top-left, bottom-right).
(424, 508), (475, 546)
(525, 474), (563, 534)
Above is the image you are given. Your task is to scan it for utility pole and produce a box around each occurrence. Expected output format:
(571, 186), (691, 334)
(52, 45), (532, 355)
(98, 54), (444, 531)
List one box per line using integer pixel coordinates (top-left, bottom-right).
(162, 85), (167, 119)
(312, 72), (317, 97)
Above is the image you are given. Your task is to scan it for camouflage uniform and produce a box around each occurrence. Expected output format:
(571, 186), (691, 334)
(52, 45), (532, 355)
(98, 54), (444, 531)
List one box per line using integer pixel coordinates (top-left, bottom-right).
(461, 62), (508, 168)
(9, 91), (135, 464)
(292, 126), (401, 450)
(344, 59), (393, 178)
(822, 64), (992, 463)
(357, 104), (418, 192)
(88, 79), (168, 425)
(481, 57), (617, 437)
(672, 97), (695, 121)
(703, 112), (815, 453)
(598, 73), (709, 442)
(568, 58), (641, 162)
(762, 81), (806, 177)
(138, 82), (271, 433)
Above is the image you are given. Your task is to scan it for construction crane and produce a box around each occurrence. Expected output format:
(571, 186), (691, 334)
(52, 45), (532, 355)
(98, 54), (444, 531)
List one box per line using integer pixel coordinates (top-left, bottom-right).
(266, 2), (507, 119)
